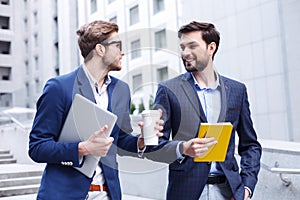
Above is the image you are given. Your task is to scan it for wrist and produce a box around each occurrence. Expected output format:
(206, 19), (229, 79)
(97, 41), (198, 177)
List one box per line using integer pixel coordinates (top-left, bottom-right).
(78, 142), (89, 156)
(244, 187), (251, 199)
(179, 141), (185, 155)
(138, 136), (145, 150)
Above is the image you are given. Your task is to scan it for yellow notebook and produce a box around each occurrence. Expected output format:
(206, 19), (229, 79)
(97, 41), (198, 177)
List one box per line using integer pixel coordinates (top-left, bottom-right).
(194, 122), (233, 162)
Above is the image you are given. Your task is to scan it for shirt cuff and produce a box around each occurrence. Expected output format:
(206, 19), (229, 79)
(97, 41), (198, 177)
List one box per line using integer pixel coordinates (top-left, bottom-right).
(137, 141), (147, 158)
(78, 155), (85, 167)
(176, 142), (185, 162)
(245, 186), (252, 198)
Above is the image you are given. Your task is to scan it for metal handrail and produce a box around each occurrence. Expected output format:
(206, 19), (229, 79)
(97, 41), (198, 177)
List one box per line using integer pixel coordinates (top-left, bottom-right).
(261, 161), (300, 186)
(261, 162), (300, 174)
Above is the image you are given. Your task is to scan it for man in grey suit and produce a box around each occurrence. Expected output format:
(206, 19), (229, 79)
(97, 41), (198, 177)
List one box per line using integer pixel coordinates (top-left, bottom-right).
(146, 21), (262, 200)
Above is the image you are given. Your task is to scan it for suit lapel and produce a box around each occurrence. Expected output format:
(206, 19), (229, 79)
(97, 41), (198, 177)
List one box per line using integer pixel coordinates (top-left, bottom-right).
(73, 65), (95, 103)
(181, 73), (207, 122)
(218, 75), (228, 122)
(107, 77), (116, 112)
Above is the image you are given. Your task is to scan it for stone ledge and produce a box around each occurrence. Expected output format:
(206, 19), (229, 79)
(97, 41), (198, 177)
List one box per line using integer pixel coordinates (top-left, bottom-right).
(259, 139), (300, 154)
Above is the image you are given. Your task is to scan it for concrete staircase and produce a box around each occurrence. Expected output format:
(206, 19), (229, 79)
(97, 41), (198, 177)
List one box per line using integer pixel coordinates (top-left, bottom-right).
(0, 150), (16, 165)
(0, 149), (44, 198)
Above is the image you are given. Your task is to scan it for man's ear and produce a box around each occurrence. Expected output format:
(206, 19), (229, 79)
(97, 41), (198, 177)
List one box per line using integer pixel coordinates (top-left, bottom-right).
(95, 44), (105, 57)
(208, 42), (216, 57)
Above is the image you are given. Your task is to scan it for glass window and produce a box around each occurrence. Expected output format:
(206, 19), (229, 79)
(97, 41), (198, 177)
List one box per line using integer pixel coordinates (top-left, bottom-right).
(153, 0), (164, 14)
(24, 17), (28, 31)
(130, 5), (139, 25)
(0, 0), (9, 5)
(109, 16), (117, 23)
(108, 0), (116, 4)
(0, 16), (9, 30)
(35, 56), (39, 70)
(34, 33), (38, 47)
(91, 0), (97, 14)
(25, 82), (30, 97)
(24, 39), (28, 52)
(35, 78), (40, 93)
(0, 93), (11, 107)
(131, 39), (141, 59)
(133, 74), (142, 91)
(157, 67), (168, 82)
(54, 42), (59, 75)
(25, 60), (29, 75)
(0, 41), (10, 54)
(155, 29), (166, 50)
(33, 11), (38, 24)
(0, 66), (11, 81)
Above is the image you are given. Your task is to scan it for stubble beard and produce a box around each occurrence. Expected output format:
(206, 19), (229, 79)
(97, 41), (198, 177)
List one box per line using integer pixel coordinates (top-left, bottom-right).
(184, 58), (209, 73)
(104, 56), (122, 72)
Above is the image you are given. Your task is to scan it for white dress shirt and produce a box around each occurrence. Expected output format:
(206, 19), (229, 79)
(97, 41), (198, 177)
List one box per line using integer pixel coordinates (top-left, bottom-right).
(83, 65), (111, 187)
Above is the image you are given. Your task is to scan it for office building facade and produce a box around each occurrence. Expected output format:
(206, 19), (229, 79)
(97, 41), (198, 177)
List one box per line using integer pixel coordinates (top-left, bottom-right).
(0, 0), (78, 109)
(1, 0), (300, 142)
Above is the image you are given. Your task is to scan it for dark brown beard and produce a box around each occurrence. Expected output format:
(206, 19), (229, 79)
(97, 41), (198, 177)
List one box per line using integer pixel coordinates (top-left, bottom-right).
(185, 65), (198, 72)
(184, 61), (206, 72)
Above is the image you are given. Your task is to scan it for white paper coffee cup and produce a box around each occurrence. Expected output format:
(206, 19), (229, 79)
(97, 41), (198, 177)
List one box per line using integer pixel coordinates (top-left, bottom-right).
(141, 110), (160, 146)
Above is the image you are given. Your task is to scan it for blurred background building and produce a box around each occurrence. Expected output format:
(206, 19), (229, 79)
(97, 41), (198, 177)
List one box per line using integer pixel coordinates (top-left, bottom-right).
(1, 0), (300, 199)
(1, 0), (299, 142)
(0, 0), (78, 109)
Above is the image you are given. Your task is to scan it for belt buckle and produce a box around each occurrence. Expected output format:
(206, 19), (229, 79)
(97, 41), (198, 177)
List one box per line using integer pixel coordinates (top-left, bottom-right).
(207, 174), (226, 184)
(99, 184), (104, 191)
(89, 184), (107, 192)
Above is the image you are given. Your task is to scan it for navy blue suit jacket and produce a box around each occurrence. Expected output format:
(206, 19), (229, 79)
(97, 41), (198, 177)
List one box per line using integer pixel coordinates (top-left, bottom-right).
(147, 72), (262, 200)
(29, 66), (138, 200)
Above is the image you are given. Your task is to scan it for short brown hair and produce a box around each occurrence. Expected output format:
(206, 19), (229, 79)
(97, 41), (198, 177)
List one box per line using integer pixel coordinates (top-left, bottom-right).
(76, 20), (118, 61)
(178, 21), (220, 60)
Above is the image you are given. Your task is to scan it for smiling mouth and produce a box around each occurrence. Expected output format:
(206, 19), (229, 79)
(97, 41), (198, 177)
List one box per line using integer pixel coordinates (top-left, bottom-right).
(185, 59), (194, 66)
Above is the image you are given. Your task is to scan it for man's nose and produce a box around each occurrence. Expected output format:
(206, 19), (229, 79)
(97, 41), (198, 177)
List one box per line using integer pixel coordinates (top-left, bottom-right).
(182, 48), (191, 57)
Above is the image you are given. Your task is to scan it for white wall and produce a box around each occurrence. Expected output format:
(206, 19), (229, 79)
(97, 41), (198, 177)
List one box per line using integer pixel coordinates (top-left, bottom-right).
(181, 0), (300, 142)
(0, 125), (34, 164)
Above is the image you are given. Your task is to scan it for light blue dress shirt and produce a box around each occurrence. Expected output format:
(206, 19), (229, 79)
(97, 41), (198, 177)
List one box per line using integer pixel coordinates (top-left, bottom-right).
(192, 73), (223, 175)
(176, 72), (223, 175)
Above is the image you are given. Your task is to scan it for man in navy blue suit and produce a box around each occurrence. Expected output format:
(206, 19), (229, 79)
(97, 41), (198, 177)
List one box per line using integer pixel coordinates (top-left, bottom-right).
(146, 21), (262, 200)
(29, 20), (163, 200)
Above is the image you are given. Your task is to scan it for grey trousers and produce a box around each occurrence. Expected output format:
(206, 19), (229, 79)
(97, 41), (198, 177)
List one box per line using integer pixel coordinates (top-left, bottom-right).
(199, 182), (233, 200)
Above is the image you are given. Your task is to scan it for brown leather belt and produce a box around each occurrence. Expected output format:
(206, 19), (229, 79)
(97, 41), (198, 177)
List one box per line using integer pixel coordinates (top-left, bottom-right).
(89, 184), (108, 192)
(206, 175), (226, 184)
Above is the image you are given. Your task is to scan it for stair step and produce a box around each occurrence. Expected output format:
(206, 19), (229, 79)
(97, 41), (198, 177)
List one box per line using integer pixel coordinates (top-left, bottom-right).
(0, 184), (40, 197)
(0, 171), (43, 180)
(0, 193), (36, 199)
(0, 176), (41, 187)
(0, 150), (10, 154)
(0, 164), (44, 197)
(0, 154), (13, 159)
(0, 159), (17, 165)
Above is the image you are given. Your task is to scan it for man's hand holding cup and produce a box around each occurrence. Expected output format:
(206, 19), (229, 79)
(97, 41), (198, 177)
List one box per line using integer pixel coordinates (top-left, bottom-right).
(138, 109), (164, 149)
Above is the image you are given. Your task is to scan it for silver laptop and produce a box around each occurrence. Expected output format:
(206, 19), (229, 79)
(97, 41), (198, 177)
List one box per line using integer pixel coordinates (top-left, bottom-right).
(58, 94), (117, 178)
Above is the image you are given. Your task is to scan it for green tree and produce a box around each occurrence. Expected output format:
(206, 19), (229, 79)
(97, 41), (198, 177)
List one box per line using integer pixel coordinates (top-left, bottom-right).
(149, 95), (154, 110)
(138, 100), (145, 113)
(130, 103), (136, 114)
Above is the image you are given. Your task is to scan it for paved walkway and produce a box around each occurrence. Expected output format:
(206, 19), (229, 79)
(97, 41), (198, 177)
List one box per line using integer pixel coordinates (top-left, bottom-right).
(0, 194), (155, 199)
(0, 163), (156, 200)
